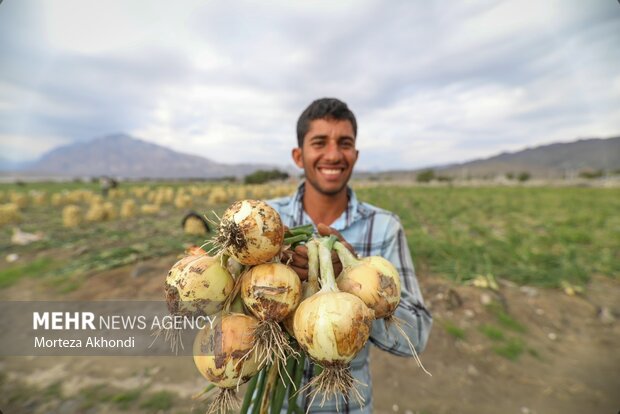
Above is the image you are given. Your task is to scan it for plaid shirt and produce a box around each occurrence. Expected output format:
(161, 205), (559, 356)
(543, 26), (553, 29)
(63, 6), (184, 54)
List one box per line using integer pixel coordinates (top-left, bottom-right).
(268, 182), (432, 413)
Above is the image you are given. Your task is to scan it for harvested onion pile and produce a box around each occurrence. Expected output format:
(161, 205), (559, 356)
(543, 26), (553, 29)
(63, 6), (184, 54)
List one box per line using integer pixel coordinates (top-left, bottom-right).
(160, 199), (427, 413)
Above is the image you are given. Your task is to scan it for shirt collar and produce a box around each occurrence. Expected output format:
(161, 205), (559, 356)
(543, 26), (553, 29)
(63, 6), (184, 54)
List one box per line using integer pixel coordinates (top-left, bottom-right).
(290, 181), (364, 230)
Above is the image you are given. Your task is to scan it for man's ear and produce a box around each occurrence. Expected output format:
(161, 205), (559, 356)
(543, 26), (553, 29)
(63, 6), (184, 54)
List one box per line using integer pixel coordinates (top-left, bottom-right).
(292, 147), (304, 168)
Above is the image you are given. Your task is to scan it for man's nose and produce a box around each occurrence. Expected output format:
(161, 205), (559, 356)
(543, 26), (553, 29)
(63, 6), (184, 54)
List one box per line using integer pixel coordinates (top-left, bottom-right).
(323, 141), (342, 162)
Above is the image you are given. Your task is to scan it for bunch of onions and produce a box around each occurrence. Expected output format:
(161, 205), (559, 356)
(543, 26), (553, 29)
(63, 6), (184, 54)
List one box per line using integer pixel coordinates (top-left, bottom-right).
(165, 199), (323, 412)
(215, 200), (284, 265)
(240, 262), (302, 367)
(333, 241), (430, 375)
(161, 254), (234, 353)
(193, 313), (261, 414)
(293, 237), (375, 408)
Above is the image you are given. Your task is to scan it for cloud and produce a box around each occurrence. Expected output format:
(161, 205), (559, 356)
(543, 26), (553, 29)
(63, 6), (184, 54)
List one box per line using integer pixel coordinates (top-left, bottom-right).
(0, 0), (618, 168)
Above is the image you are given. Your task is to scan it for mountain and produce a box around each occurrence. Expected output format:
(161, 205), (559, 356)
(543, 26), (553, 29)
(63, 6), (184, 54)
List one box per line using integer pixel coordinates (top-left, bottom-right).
(15, 134), (286, 179)
(437, 136), (620, 178)
(356, 136), (620, 180)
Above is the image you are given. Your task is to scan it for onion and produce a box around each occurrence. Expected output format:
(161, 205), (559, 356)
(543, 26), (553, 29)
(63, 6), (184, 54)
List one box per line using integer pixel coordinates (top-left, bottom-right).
(193, 313), (261, 414)
(293, 237), (374, 408)
(333, 241), (431, 376)
(216, 199), (284, 265)
(167, 255), (234, 316)
(334, 242), (401, 320)
(161, 254), (234, 353)
(240, 262), (301, 366)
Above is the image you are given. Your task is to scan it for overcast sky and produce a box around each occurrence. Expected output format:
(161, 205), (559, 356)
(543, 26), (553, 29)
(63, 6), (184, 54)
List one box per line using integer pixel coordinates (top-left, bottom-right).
(1, 0), (619, 171)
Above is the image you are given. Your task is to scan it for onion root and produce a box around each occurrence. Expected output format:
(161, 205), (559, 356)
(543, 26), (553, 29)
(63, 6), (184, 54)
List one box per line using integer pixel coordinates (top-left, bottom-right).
(299, 362), (365, 412)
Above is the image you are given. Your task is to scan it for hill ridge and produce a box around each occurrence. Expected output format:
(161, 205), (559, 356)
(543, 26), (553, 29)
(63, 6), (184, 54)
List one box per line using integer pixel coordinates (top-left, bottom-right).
(19, 133), (283, 179)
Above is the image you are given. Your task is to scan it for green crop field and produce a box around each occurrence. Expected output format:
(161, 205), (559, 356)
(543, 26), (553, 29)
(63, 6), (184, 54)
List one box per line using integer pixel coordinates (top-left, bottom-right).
(1, 182), (618, 292)
(357, 185), (620, 287)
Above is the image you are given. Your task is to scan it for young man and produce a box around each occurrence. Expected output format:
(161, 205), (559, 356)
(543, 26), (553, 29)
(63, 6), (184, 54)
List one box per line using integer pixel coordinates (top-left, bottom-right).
(268, 98), (432, 413)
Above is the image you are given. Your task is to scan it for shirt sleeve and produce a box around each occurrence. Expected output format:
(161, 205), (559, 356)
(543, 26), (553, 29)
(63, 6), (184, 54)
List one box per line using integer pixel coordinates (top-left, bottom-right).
(368, 217), (433, 357)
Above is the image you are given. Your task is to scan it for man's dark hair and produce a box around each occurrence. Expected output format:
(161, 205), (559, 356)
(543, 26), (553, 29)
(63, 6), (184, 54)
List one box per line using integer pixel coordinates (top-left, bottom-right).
(296, 98), (357, 147)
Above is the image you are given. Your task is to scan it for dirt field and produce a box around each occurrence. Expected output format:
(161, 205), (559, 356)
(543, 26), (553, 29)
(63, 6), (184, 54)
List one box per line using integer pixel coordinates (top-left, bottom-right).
(1, 255), (618, 414)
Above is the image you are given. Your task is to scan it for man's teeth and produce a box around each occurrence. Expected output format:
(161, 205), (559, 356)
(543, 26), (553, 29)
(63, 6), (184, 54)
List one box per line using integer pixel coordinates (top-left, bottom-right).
(321, 168), (341, 174)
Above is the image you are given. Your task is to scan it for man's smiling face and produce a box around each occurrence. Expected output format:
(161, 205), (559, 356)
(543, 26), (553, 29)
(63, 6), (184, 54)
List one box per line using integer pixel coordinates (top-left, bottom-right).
(293, 118), (358, 196)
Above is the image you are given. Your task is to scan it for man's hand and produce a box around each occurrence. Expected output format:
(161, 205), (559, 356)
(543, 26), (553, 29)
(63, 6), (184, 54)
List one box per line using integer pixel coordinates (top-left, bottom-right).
(281, 223), (356, 281)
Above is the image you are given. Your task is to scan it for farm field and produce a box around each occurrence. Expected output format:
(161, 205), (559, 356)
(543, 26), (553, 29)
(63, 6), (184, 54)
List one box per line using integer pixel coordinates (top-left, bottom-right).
(0, 181), (619, 413)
